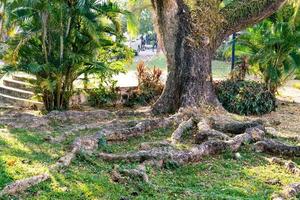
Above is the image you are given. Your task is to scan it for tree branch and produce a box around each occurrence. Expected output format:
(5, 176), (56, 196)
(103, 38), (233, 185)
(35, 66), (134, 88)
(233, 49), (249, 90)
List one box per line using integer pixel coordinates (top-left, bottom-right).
(220, 0), (287, 38)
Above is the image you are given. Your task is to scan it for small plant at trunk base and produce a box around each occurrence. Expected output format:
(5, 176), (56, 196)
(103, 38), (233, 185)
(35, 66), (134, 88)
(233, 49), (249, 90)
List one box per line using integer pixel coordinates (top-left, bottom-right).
(229, 56), (250, 81)
(125, 61), (163, 107)
(88, 81), (119, 108)
(1, 1), (132, 111)
(215, 80), (276, 115)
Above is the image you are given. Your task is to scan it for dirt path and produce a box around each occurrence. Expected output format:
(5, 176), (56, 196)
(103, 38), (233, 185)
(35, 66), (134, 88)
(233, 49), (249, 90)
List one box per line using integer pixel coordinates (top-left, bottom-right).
(262, 101), (300, 139)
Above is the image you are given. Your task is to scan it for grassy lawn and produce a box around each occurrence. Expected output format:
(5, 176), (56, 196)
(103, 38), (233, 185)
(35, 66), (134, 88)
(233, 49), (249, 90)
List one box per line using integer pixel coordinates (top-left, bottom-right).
(128, 53), (231, 79)
(0, 122), (300, 199)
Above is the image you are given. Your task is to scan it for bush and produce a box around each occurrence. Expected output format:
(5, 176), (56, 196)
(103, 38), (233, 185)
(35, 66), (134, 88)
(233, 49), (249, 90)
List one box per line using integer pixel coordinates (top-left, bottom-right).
(215, 80), (276, 115)
(125, 62), (163, 107)
(87, 81), (119, 108)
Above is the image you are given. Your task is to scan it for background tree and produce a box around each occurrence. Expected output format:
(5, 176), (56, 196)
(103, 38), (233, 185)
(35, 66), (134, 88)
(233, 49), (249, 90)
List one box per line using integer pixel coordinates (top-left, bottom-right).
(230, 1), (300, 94)
(150, 0), (287, 114)
(2, 0), (132, 111)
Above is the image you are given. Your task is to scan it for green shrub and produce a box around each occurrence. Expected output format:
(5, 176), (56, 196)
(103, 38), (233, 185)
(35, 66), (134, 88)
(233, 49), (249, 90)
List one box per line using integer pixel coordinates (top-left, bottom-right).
(124, 61), (163, 107)
(215, 80), (276, 115)
(87, 83), (119, 108)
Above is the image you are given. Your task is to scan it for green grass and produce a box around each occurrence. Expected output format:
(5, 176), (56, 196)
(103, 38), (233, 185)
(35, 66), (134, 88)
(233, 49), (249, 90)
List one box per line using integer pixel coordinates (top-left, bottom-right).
(128, 53), (231, 79)
(0, 126), (299, 200)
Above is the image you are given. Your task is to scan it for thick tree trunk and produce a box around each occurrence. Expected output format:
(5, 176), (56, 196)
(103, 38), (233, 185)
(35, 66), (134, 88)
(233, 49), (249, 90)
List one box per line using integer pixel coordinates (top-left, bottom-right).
(151, 0), (286, 114)
(151, 0), (219, 114)
(153, 47), (219, 114)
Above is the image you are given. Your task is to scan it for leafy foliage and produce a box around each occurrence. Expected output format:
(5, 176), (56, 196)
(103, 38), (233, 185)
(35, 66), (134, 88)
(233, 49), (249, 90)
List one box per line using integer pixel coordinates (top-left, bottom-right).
(1, 0), (132, 111)
(87, 81), (119, 108)
(215, 80), (276, 115)
(125, 61), (163, 107)
(228, 1), (300, 93)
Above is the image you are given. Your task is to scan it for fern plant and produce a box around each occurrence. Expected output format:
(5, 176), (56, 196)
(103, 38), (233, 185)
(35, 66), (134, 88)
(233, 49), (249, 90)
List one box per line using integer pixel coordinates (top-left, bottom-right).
(226, 1), (300, 93)
(1, 0), (133, 111)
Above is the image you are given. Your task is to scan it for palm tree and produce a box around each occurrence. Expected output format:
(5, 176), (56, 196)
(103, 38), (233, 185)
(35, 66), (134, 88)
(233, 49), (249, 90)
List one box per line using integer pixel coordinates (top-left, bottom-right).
(229, 1), (300, 93)
(2, 0), (132, 111)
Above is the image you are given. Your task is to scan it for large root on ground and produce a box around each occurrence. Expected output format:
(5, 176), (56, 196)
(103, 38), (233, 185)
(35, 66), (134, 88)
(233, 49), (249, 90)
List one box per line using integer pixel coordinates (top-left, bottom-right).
(268, 157), (300, 175)
(98, 126), (265, 164)
(110, 162), (152, 183)
(210, 116), (263, 134)
(1, 109), (273, 197)
(0, 174), (50, 197)
(54, 113), (183, 168)
(171, 117), (194, 144)
(255, 140), (300, 157)
(195, 119), (230, 143)
(106, 114), (182, 141)
(273, 183), (300, 200)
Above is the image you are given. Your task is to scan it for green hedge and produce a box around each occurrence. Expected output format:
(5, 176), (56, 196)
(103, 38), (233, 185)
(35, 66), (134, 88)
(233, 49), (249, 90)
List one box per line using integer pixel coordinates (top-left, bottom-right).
(87, 87), (119, 108)
(215, 80), (276, 115)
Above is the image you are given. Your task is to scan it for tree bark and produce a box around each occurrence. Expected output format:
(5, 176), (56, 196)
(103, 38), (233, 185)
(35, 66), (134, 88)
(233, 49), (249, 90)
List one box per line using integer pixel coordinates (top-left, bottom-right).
(151, 0), (287, 114)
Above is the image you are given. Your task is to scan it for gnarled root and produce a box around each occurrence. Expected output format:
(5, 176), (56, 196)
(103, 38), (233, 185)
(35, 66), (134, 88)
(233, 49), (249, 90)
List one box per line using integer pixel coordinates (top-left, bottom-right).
(98, 126), (265, 164)
(171, 118), (194, 144)
(210, 116), (263, 134)
(273, 183), (300, 200)
(268, 157), (300, 175)
(110, 162), (153, 183)
(254, 140), (300, 157)
(139, 140), (172, 150)
(54, 114), (182, 168)
(195, 119), (230, 143)
(106, 114), (182, 141)
(0, 174), (50, 197)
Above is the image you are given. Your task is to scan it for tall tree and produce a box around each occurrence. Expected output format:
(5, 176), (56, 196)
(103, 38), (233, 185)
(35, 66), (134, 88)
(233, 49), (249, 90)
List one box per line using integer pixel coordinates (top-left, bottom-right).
(151, 0), (287, 114)
(3, 0), (131, 111)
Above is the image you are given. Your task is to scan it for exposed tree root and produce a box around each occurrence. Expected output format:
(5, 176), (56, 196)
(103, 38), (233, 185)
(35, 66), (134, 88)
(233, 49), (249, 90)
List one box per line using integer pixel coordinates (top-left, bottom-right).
(195, 129), (230, 144)
(98, 126), (265, 164)
(210, 116), (263, 134)
(47, 119), (128, 144)
(105, 112), (184, 141)
(53, 133), (104, 169)
(273, 183), (300, 200)
(110, 162), (152, 183)
(121, 164), (149, 182)
(267, 157), (300, 175)
(53, 113), (182, 168)
(2, 108), (279, 197)
(171, 118), (194, 144)
(139, 140), (172, 150)
(105, 117), (179, 141)
(0, 174), (50, 197)
(255, 140), (300, 157)
(196, 119), (230, 143)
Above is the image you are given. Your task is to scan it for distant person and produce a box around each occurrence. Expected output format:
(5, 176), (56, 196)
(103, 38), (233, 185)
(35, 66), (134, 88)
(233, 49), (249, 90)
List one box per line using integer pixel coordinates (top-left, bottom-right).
(152, 33), (158, 51)
(140, 35), (145, 51)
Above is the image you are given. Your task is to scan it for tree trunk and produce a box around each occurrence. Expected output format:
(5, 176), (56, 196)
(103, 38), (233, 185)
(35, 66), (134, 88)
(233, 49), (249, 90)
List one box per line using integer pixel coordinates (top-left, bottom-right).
(151, 0), (219, 114)
(151, 0), (286, 114)
(153, 46), (219, 114)
(42, 85), (70, 111)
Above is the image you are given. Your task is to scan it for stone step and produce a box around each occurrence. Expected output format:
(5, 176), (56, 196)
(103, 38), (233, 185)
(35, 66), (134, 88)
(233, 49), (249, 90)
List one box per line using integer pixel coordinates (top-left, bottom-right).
(12, 75), (36, 83)
(0, 93), (43, 109)
(3, 79), (34, 92)
(0, 85), (34, 99)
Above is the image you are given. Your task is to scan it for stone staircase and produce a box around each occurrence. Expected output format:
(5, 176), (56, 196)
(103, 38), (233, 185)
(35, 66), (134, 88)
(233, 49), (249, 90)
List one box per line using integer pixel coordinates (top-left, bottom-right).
(0, 73), (43, 109)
